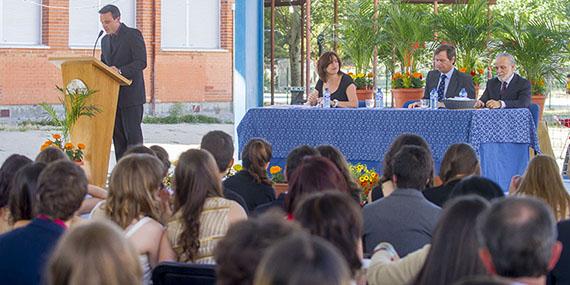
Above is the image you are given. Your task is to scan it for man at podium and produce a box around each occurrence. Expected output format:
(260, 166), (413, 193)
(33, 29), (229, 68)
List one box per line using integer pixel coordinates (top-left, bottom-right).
(98, 4), (147, 161)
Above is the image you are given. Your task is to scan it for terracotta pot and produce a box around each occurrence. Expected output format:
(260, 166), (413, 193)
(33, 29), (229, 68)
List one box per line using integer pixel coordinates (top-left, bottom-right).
(356, 88), (374, 101)
(392, 88), (424, 108)
(531, 94), (546, 122)
(273, 183), (288, 197)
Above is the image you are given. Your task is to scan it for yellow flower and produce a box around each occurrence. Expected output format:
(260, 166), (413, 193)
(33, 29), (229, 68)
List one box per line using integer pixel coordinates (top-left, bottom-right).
(52, 134), (61, 140)
(367, 72), (374, 78)
(233, 164), (243, 172)
(64, 143), (73, 150)
(270, 166), (282, 175)
(359, 176), (366, 182)
(347, 72), (355, 78)
(356, 73), (365, 78)
(77, 143), (86, 150)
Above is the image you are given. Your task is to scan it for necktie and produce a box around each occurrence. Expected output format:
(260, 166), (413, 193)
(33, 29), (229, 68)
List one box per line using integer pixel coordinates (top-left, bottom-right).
(437, 74), (447, 101)
(500, 81), (508, 98)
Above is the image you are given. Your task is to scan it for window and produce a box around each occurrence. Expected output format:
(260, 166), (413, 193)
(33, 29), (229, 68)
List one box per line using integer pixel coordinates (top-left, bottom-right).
(0, 0), (42, 46)
(162, 0), (220, 49)
(69, 0), (135, 47)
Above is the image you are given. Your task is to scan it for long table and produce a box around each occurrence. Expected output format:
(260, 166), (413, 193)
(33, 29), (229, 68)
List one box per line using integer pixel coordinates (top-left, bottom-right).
(237, 107), (540, 191)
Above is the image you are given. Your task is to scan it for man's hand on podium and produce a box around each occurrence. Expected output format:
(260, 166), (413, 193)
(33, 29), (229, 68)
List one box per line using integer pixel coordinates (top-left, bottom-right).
(110, 66), (121, 75)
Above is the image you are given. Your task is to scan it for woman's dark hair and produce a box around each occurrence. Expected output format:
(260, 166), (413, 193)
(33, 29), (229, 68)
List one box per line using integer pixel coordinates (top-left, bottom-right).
(8, 162), (46, 223)
(450, 176), (505, 202)
(413, 196), (490, 285)
(254, 233), (351, 285)
(316, 145), (360, 203)
(285, 156), (350, 214)
(174, 149), (223, 262)
(242, 138), (273, 186)
(214, 211), (301, 285)
(294, 192), (363, 277)
(35, 147), (68, 164)
(439, 143), (480, 184)
(150, 145), (171, 177)
(0, 154), (33, 208)
(317, 51), (343, 82)
(285, 145), (320, 182)
(123, 145), (155, 157)
(381, 133), (431, 184)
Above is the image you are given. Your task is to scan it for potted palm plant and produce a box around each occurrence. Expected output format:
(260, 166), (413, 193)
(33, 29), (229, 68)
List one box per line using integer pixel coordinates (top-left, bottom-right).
(496, 14), (567, 120)
(340, 0), (379, 100)
(378, 2), (433, 107)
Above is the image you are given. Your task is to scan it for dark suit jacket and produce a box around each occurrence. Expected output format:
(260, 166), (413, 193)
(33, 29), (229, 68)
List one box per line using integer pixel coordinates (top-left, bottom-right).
(0, 218), (65, 285)
(101, 23), (147, 108)
(479, 73), (531, 108)
(423, 68), (476, 99)
(548, 220), (570, 285)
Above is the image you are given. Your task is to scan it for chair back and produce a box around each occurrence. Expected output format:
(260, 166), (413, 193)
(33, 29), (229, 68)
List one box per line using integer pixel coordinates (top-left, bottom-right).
(152, 262), (216, 285)
(402, 100), (417, 108)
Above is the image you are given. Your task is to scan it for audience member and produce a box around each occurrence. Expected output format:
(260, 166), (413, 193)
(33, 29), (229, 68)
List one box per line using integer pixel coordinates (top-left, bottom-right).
(149, 145), (171, 176)
(368, 196), (489, 285)
(477, 197), (562, 284)
(0, 154), (32, 233)
(200, 130), (249, 213)
(423, 143), (481, 207)
(35, 147), (67, 164)
(454, 275), (517, 285)
(160, 149), (246, 264)
(223, 138), (276, 212)
(285, 156), (351, 215)
(254, 233), (352, 285)
(91, 153), (164, 284)
(512, 155), (570, 221)
(8, 162), (46, 229)
(123, 144), (156, 157)
(316, 145), (361, 203)
(548, 219), (570, 285)
(46, 220), (142, 285)
(0, 160), (87, 285)
(214, 211), (301, 285)
(372, 133), (431, 201)
(450, 176), (505, 201)
(363, 145), (440, 256)
(294, 192), (364, 283)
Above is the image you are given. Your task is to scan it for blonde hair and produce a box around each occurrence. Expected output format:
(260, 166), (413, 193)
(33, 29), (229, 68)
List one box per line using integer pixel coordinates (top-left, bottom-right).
(514, 155), (570, 220)
(47, 220), (142, 285)
(106, 154), (163, 228)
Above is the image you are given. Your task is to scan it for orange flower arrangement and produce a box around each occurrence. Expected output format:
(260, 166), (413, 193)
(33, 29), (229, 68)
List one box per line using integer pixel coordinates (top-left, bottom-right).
(269, 165), (285, 183)
(40, 134), (86, 162)
(392, 71), (424, 89)
(350, 163), (380, 205)
(459, 67), (485, 85)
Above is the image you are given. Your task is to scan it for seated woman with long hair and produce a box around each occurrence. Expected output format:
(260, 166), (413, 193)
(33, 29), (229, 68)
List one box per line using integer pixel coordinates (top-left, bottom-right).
(8, 162), (46, 229)
(367, 196), (489, 285)
(159, 149), (247, 264)
(306, 51), (358, 108)
(316, 145), (362, 203)
(512, 155), (570, 221)
(90, 153), (165, 285)
(0, 154), (32, 233)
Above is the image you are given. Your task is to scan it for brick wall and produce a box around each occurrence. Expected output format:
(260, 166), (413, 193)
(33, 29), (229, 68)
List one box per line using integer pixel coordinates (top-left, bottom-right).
(0, 0), (234, 107)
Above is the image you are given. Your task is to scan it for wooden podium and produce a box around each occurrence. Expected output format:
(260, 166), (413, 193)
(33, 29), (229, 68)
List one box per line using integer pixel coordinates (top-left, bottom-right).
(49, 57), (132, 187)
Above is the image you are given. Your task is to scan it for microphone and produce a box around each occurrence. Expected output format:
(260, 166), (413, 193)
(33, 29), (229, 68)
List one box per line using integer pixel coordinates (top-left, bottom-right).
(92, 30), (104, 58)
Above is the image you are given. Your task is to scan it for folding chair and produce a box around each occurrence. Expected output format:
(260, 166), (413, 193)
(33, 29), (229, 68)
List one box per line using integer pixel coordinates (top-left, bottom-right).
(152, 262), (216, 285)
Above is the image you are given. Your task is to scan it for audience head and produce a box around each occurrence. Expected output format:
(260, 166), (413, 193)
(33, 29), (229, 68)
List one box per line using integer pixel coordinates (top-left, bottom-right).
(494, 52), (516, 82)
(47, 220), (142, 285)
(392, 145), (434, 190)
(316, 145), (360, 201)
(106, 153), (163, 228)
(439, 143), (480, 184)
(241, 138), (273, 186)
(254, 233), (351, 285)
(317, 51), (343, 82)
(514, 155), (570, 221)
(434, 44), (457, 73)
(294, 192), (363, 277)
(454, 275), (517, 285)
(285, 145), (320, 182)
(200, 130), (234, 174)
(37, 160), (87, 221)
(8, 163), (46, 223)
(174, 149), (223, 261)
(123, 144), (155, 157)
(149, 145), (171, 177)
(382, 133), (430, 184)
(0, 154), (32, 208)
(285, 156), (349, 214)
(477, 197), (562, 279)
(414, 196), (489, 285)
(35, 147), (68, 164)
(214, 211), (302, 285)
(450, 176), (505, 202)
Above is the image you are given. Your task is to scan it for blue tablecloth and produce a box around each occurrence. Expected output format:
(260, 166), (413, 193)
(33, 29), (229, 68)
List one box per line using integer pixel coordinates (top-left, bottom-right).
(237, 107), (540, 191)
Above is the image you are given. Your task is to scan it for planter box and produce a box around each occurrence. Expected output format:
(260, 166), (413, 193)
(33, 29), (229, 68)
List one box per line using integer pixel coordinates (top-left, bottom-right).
(392, 88), (424, 108)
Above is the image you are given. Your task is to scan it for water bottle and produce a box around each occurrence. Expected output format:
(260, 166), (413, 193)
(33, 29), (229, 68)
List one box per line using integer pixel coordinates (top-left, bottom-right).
(375, 87), (384, 109)
(323, 88), (331, 108)
(429, 89), (438, 109)
(459, 88), (467, 98)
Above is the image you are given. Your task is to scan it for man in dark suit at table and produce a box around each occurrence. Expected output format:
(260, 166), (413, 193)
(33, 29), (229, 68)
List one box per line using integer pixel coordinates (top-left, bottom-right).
(410, 44), (475, 108)
(99, 4), (147, 161)
(475, 53), (531, 109)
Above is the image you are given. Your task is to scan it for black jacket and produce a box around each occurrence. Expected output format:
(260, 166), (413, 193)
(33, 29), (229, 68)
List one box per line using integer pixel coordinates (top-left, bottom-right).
(423, 68), (476, 99)
(479, 73), (531, 108)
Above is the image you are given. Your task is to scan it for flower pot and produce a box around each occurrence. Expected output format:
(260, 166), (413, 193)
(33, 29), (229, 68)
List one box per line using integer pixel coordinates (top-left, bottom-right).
(273, 183), (288, 198)
(356, 89), (374, 101)
(531, 95), (546, 122)
(392, 88), (424, 108)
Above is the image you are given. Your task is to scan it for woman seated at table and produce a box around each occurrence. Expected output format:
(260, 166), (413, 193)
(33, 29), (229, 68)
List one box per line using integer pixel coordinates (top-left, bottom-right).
(306, 51), (358, 108)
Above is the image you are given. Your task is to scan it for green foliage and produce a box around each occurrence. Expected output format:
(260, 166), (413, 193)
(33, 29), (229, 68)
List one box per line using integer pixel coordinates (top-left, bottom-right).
(339, 0), (379, 74)
(143, 114), (222, 124)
